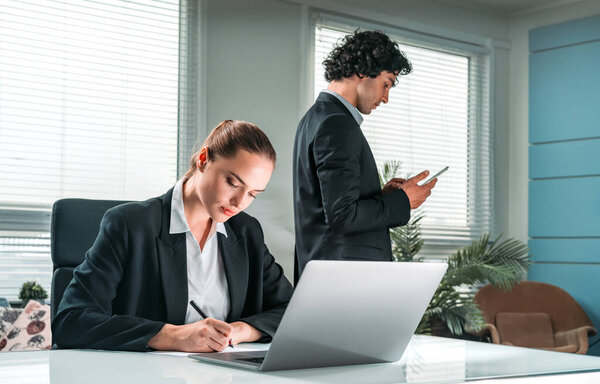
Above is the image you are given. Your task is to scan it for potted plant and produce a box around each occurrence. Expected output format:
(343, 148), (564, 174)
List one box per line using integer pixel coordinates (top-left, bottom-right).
(417, 234), (531, 336)
(380, 160), (531, 337)
(19, 281), (48, 307)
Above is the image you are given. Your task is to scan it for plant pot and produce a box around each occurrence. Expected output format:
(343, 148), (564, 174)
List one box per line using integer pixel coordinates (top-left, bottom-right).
(429, 316), (488, 342)
(429, 316), (455, 338)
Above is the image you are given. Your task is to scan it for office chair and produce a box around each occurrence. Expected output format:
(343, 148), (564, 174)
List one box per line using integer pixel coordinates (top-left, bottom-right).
(474, 281), (597, 354)
(50, 199), (129, 323)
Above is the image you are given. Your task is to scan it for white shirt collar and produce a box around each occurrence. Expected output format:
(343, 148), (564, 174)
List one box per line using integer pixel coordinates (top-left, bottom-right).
(170, 179), (227, 237)
(322, 89), (364, 126)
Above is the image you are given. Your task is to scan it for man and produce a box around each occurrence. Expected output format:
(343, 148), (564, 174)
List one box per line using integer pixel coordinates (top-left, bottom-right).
(293, 30), (437, 283)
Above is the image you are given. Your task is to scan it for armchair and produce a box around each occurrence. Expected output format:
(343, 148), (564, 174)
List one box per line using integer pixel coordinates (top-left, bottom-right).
(474, 281), (597, 354)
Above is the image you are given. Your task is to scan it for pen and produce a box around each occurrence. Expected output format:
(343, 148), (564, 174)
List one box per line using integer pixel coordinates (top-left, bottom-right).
(189, 300), (234, 348)
(189, 299), (209, 318)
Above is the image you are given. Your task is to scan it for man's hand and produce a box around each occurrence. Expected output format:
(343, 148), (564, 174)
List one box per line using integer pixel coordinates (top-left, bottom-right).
(382, 177), (406, 195)
(399, 170), (437, 209)
(148, 318), (233, 352)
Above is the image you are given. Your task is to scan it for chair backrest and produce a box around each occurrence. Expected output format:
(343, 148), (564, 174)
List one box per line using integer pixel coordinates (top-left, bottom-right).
(475, 281), (594, 333)
(50, 199), (129, 321)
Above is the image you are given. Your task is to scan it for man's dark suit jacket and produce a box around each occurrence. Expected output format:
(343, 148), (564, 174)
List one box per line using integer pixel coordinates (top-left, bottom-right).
(52, 188), (293, 351)
(293, 92), (411, 282)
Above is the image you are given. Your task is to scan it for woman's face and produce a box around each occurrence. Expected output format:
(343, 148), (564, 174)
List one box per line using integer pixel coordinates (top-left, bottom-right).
(195, 149), (273, 222)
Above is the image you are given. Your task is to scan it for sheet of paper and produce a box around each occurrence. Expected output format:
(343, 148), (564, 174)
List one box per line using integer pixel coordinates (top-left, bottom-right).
(150, 342), (270, 357)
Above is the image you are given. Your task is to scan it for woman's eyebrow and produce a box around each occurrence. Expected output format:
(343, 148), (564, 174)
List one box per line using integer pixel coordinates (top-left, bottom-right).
(229, 171), (265, 192)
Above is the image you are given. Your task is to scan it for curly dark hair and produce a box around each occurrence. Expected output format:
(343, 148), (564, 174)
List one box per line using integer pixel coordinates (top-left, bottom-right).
(323, 30), (412, 82)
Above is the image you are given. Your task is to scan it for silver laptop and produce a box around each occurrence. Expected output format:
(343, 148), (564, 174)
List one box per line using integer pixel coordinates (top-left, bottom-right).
(189, 260), (447, 371)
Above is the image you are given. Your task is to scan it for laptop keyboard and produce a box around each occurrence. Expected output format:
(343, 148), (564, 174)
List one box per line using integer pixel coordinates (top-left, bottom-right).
(237, 357), (265, 364)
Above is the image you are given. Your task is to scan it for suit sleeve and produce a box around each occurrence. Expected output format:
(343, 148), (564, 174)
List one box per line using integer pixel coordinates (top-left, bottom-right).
(314, 114), (411, 234)
(237, 221), (293, 342)
(51, 209), (165, 351)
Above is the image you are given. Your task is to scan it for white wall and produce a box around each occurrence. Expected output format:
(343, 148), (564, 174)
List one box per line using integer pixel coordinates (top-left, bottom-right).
(327, 0), (509, 41)
(204, 0), (304, 277)
(203, 0), (511, 280)
(507, 0), (600, 242)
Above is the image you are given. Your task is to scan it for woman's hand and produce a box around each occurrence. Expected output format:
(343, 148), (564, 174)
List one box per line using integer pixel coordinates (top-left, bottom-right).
(229, 321), (262, 345)
(148, 318), (233, 352)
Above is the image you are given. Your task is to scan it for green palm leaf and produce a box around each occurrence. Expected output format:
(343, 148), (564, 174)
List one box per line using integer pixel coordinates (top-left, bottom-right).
(380, 160), (531, 336)
(426, 234), (531, 335)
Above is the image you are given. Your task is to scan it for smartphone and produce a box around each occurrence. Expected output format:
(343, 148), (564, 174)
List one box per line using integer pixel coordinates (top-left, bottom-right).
(421, 166), (449, 185)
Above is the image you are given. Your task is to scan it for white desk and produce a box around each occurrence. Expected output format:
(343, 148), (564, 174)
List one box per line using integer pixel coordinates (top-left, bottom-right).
(2, 335), (600, 383)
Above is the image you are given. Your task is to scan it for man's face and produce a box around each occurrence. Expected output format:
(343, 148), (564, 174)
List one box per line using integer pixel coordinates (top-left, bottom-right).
(355, 71), (398, 114)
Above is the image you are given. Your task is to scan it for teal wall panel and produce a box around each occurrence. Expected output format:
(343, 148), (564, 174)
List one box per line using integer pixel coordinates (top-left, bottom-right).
(529, 177), (600, 237)
(529, 263), (600, 355)
(530, 15), (600, 51)
(529, 41), (600, 144)
(529, 17), (600, 355)
(529, 239), (600, 263)
(529, 139), (600, 179)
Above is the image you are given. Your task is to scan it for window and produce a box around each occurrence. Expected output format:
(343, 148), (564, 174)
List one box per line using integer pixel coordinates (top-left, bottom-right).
(0, 0), (198, 300)
(314, 20), (493, 258)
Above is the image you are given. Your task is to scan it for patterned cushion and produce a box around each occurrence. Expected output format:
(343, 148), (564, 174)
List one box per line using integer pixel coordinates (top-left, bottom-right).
(0, 307), (23, 340)
(0, 300), (51, 352)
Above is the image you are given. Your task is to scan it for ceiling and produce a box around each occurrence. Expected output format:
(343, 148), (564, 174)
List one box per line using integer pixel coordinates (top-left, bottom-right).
(433, 0), (584, 16)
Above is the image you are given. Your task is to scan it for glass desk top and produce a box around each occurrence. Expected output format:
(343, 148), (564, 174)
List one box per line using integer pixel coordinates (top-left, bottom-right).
(2, 335), (600, 384)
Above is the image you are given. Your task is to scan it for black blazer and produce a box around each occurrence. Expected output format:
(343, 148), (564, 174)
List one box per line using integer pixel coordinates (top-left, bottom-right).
(293, 92), (411, 282)
(52, 188), (293, 351)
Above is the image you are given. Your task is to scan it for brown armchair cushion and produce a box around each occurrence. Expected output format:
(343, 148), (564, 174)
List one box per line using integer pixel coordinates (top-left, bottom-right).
(496, 312), (555, 348)
(475, 282), (597, 354)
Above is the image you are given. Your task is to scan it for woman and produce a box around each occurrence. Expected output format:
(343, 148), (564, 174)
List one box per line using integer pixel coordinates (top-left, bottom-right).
(52, 120), (293, 352)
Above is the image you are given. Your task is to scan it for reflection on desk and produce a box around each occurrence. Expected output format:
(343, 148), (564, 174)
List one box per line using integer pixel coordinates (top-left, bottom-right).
(1, 335), (600, 384)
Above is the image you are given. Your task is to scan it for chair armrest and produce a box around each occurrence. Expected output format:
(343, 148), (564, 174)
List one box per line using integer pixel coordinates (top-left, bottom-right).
(555, 326), (598, 354)
(466, 323), (500, 344)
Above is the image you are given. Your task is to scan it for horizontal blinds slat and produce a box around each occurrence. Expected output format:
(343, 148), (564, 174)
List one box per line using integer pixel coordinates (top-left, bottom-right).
(1, 21), (179, 45)
(3, 0), (179, 25)
(0, 125), (178, 142)
(1, 67), (178, 88)
(1, 72), (178, 92)
(315, 24), (492, 247)
(0, 209), (51, 232)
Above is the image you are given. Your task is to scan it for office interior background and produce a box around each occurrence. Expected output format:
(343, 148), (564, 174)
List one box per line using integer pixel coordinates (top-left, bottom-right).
(1, 0), (599, 355)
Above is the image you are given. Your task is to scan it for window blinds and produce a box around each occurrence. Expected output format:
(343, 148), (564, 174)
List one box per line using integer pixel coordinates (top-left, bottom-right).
(0, 0), (191, 300)
(314, 22), (493, 259)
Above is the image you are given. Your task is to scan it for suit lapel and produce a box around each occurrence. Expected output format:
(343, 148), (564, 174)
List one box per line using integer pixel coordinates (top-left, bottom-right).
(156, 188), (188, 325)
(219, 223), (248, 322)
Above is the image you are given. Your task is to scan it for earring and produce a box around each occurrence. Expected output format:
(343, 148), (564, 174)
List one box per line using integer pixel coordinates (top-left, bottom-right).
(197, 147), (207, 171)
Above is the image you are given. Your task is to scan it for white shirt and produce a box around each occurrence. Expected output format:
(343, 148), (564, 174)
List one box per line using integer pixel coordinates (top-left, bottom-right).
(322, 89), (364, 125)
(170, 179), (230, 323)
